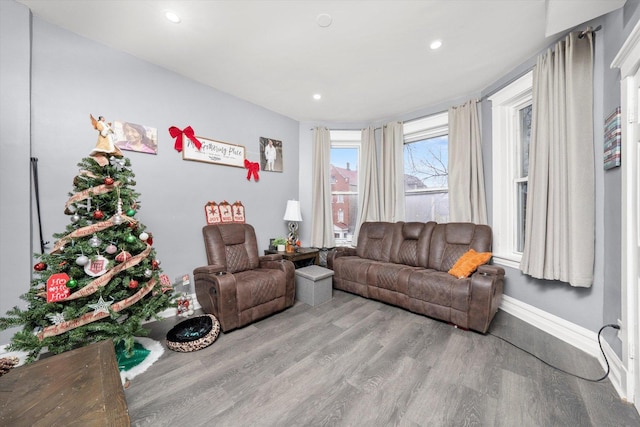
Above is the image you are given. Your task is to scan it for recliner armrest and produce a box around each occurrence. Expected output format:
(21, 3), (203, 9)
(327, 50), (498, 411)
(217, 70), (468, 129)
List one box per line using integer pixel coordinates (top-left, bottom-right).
(468, 264), (505, 333)
(193, 265), (239, 332)
(193, 264), (226, 275)
(260, 254), (283, 262)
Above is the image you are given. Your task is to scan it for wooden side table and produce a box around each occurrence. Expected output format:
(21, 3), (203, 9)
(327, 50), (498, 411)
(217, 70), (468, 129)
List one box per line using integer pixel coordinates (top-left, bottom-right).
(0, 340), (129, 426)
(264, 247), (320, 269)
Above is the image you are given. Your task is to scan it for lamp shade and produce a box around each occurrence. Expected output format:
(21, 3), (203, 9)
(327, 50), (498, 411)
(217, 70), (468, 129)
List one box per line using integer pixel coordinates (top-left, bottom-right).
(283, 200), (303, 222)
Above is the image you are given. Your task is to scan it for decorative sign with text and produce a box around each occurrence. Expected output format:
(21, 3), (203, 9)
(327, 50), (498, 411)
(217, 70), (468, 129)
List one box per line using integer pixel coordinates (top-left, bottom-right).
(183, 136), (245, 168)
(47, 273), (71, 303)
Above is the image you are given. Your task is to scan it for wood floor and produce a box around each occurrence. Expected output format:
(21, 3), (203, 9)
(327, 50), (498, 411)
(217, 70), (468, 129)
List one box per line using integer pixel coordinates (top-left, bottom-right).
(125, 291), (640, 426)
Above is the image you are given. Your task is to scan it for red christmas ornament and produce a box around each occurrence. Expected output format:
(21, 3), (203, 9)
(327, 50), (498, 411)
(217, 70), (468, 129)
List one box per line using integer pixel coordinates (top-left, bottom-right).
(115, 250), (132, 263)
(151, 260), (159, 270)
(93, 210), (105, 220)
(104, 177), (115, 186)
(146, 233), (153, 246)
(128, 279), (139, 289)
(34, 262), (47, 271)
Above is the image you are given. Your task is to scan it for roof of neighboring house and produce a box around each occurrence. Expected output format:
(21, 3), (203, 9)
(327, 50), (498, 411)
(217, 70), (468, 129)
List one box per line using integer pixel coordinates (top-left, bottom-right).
(331, 165), (358, 185)
(405, 173), (427, 189)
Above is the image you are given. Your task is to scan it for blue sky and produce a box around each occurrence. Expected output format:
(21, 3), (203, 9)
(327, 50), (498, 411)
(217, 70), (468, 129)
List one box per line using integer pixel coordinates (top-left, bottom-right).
(331, 136), (448, 187)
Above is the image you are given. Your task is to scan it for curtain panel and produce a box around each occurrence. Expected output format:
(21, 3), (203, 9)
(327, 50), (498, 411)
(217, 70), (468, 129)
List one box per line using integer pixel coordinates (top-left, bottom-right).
(380, 122), (405, 222)
(354, 126), (381, 242)
(310, 127), (335, 248)
(520, 31), (594, 287)
(448, 100), (488, 224)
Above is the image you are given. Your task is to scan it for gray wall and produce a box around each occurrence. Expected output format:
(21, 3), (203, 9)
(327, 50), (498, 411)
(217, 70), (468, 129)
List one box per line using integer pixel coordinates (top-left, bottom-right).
(0, 1), (32, 346)
(1, 2), (299, 345)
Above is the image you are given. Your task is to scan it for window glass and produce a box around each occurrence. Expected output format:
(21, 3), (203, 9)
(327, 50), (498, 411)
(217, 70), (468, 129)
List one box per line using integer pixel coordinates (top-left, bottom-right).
(330, 134), (359, 246)
(489, 70), (533, 268)
(516, 104), (531, 252)
(403, 112), (449, 222)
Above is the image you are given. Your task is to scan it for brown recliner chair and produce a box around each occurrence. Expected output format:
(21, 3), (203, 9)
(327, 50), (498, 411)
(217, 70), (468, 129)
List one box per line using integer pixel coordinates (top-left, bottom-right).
(193, 223), (295, 332)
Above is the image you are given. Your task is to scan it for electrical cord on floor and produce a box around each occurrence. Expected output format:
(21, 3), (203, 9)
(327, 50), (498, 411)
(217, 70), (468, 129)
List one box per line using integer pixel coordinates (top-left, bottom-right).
(488, 323), (620, 382)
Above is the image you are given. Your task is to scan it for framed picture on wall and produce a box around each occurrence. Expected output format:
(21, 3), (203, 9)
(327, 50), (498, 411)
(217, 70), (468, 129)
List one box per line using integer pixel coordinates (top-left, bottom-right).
(260, 137), (283, 172)
(113, 120), (158, 154)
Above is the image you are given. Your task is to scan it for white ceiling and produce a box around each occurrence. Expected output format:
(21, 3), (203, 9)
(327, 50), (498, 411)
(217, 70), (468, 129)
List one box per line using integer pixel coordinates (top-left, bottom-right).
(17, 0), (625, 123)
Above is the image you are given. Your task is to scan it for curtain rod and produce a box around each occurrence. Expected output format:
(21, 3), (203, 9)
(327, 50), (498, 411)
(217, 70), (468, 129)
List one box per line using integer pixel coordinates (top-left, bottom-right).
(309, 126), (382, 131)
(579, 25), (601, 39)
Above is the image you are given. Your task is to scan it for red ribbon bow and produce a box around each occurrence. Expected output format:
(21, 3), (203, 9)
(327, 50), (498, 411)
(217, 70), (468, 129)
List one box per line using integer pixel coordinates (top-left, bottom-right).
(169, 126), (202, 152)
(244, 159), (260, 182)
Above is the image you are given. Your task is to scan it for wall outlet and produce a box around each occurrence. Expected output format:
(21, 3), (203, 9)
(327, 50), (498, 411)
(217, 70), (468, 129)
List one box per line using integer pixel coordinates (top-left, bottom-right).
(617, 318), (623, 340)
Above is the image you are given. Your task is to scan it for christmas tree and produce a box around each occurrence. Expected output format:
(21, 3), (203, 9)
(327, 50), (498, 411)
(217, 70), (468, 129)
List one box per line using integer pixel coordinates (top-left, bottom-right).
(0, 115), (173, 363)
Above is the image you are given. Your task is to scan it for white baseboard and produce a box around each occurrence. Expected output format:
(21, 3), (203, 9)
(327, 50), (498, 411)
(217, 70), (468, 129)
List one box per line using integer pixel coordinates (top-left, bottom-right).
(500, 295), (627, 400)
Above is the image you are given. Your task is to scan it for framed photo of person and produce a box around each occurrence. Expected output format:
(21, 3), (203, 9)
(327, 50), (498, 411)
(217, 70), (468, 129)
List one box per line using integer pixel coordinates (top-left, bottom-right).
(260, 137), (283, 172)
(113, 120), (158, 154)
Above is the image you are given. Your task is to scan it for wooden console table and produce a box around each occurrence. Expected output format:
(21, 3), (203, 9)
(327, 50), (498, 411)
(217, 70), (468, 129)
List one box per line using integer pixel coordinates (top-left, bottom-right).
(264, 247), (320, 268)
(0, 340), (130, 426)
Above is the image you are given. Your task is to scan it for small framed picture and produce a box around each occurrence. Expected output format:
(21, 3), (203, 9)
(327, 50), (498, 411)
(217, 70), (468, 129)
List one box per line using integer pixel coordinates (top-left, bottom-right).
(260, 137), (283, 172)
(113, 120), (158, 154)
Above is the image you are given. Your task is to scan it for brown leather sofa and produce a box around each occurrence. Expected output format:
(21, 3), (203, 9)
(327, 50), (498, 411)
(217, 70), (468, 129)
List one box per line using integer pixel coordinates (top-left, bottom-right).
(193, 223), (295, 332)
(327, 221), (504, 333)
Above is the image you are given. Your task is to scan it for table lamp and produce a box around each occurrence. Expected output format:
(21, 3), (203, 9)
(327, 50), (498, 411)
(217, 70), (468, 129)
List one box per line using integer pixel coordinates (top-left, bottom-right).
(283, 200), (303, 246)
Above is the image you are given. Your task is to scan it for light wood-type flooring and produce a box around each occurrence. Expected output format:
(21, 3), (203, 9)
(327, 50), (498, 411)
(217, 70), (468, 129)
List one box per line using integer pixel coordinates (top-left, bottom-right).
(125, 290), (640, 426)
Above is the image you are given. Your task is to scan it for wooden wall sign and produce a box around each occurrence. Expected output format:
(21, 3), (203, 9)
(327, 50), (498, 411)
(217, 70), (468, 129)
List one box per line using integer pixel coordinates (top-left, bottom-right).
(183, 136), (245, 168)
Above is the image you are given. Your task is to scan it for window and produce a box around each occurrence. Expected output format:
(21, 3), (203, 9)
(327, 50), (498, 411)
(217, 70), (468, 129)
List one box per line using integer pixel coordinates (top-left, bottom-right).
(489, 71), (532, 268)
(403, 112), (449, 222)
(330, 130), (360, 246)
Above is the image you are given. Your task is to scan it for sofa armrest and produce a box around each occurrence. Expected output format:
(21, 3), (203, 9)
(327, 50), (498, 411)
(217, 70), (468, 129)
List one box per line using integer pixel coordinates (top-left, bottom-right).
(193, 265), (239, 332)
(327, 247), (357, 269)
(468, 264), (505, 333)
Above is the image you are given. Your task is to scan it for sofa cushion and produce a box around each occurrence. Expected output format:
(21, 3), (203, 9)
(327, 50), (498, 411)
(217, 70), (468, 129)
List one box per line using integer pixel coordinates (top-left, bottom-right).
(408, 270), (471, 312)
(427, 223), (492, 272)
(356, 222), (396, 262)
(448, 249), (492, 279)
(332, 256), (378, 297)
(389, 222), (436, 267)
(234, 268), (286, 311)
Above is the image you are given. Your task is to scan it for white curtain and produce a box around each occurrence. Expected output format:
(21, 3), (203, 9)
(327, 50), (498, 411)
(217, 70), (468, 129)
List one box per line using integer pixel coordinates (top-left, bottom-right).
(380, 121), (405, 222)
(354, 127), (381, 242)
(448, 100), (487, 224)
(520, 31), (594, 287)
(310, 127), (335, 248)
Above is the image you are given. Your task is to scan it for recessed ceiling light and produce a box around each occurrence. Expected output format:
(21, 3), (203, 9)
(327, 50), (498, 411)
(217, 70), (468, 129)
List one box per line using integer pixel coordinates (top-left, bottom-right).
(430, 40), (442, 50)
(165, 11), (181, 24)
(313, 94), (322, 100)
(316, 13), (332, 28)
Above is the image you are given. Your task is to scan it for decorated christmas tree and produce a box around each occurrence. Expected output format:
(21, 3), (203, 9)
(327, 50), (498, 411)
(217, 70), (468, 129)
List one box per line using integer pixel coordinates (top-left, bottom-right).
(0, 115), (173, 363)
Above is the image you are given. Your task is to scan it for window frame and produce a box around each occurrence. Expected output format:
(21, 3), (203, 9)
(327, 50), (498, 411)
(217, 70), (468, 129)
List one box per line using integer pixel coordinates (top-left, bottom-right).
(489, 71), (533, 269)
